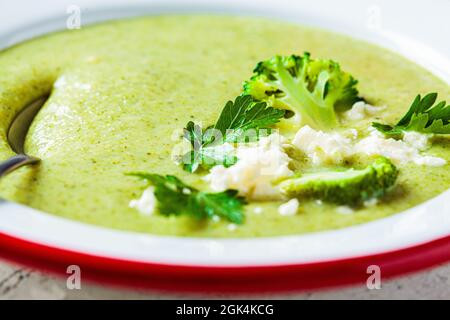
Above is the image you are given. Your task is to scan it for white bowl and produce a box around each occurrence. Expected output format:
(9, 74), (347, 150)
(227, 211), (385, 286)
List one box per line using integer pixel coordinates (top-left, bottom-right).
(0, 0), (449, 292)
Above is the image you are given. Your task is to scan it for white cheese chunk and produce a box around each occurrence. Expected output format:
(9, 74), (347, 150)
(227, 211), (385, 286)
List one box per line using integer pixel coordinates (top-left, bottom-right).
(344, 101), (385, 121)
(363, 198), (379, 207)
(278, 198), (299, 216)
(292, 125), (446, 167)
(292, 125), (353, 165)
(336, 206), (354, 215)
(129, 187), (156, 216)
(204, 133), (293, 200)
(253, 207), (263, 215)
(355, 130), (446, 166)
(402, 131), (431, 151)
(413, 156), (447, 167)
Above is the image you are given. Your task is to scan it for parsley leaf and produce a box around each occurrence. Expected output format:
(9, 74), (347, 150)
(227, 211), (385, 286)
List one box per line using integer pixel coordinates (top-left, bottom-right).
(127, 173), (246, 224)
(181, 95), (285, 172)
(214, 95), (286, 138)
(372, 93), (450, 137)
(182, 122), (238, 173)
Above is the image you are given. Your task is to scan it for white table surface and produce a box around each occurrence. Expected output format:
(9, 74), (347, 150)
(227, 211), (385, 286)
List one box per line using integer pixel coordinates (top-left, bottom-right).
(1, 260), (448, 299)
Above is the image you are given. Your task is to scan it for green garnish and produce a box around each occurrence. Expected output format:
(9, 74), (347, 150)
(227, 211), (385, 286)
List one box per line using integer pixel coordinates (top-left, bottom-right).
(372, 93), (450, 137)
(181, 121), (238, 173)
(182, 95), (285, 172)
(243, 52), (360, 130)
(128, 173), (246, 224)
(213, 95), (286, 139)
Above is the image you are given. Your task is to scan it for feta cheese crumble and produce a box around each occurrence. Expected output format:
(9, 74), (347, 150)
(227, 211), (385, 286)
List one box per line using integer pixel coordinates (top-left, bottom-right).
(291, 125), (446, 167)
(344, 101), (385, 121)
(292, 125), (353, 165)
(278, 198), (299, 216)
(204, 134), (293, 200)
(253, 207), (263, 215)
(355, 130), (446, 166)
(402, 131), (431, 151)
(363, 198), (378, 207)
(336, 206), (354, 215)
(129, 187), (156, 216)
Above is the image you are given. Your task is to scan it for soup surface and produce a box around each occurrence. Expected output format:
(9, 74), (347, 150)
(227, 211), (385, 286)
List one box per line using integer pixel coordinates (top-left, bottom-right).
(0, 15), (448, 237)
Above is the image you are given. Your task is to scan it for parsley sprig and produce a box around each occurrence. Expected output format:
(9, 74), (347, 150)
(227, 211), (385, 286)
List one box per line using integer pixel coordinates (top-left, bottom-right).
(373, 93), (450, 137)
(181, 121), (238, 173)
(128, 173), (246, 224)
(182, 95), (285, 172)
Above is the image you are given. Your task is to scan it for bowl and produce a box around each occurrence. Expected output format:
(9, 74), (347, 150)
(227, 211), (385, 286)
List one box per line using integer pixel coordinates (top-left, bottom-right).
(0, 0), (449, 292)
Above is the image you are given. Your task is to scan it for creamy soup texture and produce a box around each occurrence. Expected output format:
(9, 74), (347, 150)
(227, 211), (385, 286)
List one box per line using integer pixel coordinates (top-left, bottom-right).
(0, 16), (448, 237)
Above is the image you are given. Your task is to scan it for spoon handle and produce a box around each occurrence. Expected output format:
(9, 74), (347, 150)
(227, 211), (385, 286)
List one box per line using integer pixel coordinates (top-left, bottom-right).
(0, 154), (40, 177)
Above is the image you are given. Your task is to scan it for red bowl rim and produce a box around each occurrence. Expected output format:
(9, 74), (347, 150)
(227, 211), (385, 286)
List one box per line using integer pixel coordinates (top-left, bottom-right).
(1, 231), (449, 293)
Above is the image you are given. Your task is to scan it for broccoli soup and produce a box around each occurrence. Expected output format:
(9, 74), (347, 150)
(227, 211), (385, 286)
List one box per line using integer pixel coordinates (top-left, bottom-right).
(0, 16), (448, 237)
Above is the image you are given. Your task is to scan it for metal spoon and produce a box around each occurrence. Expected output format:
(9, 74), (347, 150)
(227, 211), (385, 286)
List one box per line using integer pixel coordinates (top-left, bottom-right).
(0, 97), (47, 177)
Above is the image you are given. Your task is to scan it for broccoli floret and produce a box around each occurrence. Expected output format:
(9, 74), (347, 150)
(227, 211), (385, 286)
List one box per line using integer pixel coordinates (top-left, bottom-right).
(279, 157), (398, 206)
(243, 52), (360, 130)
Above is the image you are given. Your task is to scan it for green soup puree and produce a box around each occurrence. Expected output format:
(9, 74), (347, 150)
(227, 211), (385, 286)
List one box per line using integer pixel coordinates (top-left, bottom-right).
(0, 16), (448, 237)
